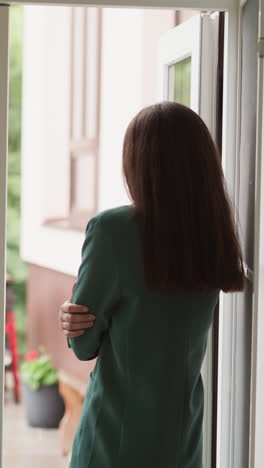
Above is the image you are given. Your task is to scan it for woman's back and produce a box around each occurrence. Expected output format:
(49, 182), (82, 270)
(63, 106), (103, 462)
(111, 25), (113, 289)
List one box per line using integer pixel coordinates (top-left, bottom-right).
(68, 205), (219, 468)
(67, 101), (244, 468)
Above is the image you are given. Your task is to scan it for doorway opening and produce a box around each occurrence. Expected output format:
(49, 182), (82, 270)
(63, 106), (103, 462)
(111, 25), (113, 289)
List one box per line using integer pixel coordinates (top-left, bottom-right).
(3, 5), (224, 468)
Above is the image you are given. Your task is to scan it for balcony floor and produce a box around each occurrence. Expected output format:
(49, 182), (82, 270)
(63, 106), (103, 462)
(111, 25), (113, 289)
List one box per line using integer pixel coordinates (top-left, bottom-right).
(3, 391), (69, 468)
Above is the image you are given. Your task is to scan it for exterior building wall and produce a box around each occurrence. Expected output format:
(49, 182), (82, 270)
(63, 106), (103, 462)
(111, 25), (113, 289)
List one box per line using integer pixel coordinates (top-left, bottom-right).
(98, 8), (174, 210)
(21, 6), (174, 275)
(26, 264), (95, 380)
(22, 6), (174, 378)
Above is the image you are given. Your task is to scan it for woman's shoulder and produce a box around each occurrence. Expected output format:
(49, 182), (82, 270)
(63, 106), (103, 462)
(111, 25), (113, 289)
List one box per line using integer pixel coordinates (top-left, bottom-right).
(87, 205), (135, 233)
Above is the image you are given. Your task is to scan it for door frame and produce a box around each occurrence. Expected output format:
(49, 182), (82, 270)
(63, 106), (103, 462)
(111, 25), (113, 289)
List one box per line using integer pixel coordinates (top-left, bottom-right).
(158, 14), (220, 467)
(0, 0), (236, 9)
(0, 1), (256, 468)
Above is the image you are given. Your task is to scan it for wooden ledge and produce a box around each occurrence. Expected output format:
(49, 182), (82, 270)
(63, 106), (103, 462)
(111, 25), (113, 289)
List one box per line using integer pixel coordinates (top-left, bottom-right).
(58, 369), (87, 397)
(58, 370), (88, 457)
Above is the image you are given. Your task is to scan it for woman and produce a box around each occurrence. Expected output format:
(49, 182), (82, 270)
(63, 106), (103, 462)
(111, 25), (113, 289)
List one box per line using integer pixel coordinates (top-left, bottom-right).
(59, 102), (245, 468)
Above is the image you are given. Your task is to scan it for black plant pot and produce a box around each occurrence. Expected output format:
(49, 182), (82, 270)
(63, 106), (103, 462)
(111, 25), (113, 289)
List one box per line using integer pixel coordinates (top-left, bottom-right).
(22, 382), (65, 428)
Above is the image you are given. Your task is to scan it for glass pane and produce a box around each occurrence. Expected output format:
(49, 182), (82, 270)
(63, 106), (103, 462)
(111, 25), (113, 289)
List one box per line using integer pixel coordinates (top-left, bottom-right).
(168, 57), (191, 107)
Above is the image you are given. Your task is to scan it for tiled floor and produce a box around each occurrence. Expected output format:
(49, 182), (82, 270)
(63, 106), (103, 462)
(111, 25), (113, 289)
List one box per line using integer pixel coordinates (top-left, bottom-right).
(3, 391), (70, 468)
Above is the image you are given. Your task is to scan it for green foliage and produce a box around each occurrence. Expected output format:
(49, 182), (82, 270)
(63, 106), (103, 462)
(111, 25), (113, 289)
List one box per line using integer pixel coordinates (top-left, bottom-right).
(9, 6), (23, 153)
(7, 6), (27, 356)
(20, 350), (59, 390)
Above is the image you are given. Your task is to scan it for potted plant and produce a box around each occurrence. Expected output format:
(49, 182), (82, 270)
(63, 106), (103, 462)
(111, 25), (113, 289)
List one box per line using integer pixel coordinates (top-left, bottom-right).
(20, 346), (65, 428)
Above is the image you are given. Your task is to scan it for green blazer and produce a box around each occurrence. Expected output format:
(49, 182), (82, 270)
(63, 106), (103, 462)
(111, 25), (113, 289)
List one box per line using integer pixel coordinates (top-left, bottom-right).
(67, 205), (219, 468)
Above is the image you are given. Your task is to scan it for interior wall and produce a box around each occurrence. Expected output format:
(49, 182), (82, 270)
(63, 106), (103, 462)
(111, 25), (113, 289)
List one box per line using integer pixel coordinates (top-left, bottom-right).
(175, 9), (197, 24)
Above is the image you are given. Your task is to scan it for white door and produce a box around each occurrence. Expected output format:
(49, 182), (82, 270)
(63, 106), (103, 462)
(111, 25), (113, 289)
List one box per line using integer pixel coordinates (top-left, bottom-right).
(158, 13), (220, 468)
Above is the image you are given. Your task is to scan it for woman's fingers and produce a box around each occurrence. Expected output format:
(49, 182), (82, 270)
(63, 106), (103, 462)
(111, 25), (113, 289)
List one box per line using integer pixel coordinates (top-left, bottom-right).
(61, 301), (89, 314)
(59, 301), (96, 334)
(63, 329), (85, 338)
(62, 320), (95, 331)
(62, 312), (96, 323)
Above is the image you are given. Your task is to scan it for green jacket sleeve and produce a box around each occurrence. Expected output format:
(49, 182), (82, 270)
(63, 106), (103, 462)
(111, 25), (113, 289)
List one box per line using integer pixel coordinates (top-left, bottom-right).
(67, 216), (120, 361)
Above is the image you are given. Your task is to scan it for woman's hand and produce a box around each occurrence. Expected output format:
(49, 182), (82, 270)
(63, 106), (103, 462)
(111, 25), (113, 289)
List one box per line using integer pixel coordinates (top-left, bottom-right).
(59, 300), (96, 338)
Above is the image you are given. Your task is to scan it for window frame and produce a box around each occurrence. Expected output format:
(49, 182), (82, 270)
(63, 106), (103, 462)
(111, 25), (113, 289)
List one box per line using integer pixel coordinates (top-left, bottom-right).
(44, 6), (102, 232)
(68, 6), (102, 229)
(158, 14), (201, 111)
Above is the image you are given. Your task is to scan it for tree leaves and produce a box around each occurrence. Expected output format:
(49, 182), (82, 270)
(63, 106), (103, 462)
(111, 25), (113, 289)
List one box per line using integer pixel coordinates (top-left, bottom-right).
(7, 7), (27, 356)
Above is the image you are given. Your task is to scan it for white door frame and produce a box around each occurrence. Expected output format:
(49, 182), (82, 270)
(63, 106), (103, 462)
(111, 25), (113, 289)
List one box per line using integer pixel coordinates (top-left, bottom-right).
(158, 15), (220, 467)
(250, 1), (264, 467)
(158, 14), (202, 110)
(1, 1), (258, 468)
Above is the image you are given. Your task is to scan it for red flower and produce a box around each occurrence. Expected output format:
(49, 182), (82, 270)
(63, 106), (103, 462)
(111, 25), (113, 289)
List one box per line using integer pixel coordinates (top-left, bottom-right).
(25, 350), (39, 362)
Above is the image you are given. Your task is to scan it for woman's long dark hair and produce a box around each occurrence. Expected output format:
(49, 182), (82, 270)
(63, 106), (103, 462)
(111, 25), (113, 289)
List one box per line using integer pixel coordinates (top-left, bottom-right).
(122, 101), (245, 293)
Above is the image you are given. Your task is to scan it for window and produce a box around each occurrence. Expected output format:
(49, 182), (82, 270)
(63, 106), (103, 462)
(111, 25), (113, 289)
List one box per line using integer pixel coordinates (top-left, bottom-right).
(44, 6), (102, 231)
(69, 7), (101, 229)
(168, 57), (192, 106)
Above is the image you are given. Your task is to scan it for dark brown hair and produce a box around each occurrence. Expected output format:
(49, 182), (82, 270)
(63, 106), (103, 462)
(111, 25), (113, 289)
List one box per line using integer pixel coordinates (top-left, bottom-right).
(122, 101), (245, 293)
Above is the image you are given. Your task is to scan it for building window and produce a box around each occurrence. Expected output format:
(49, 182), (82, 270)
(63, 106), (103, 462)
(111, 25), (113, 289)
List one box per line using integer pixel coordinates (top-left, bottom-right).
(168, 57), (192, 106)
(69, 7), (101, 230)
(44, 7), (102, 232)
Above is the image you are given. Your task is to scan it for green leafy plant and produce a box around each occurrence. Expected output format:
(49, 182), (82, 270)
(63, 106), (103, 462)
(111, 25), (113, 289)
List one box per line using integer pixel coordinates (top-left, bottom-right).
(20, 346), (59, 390)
